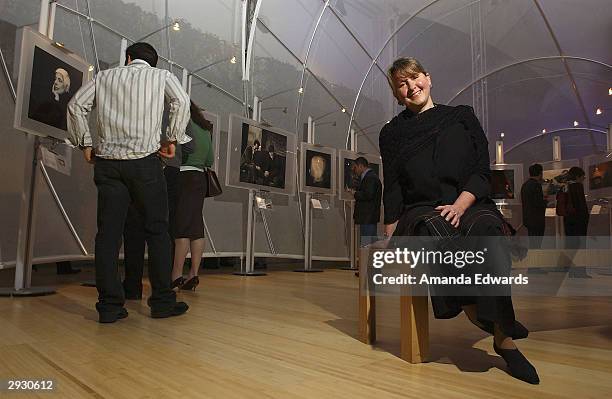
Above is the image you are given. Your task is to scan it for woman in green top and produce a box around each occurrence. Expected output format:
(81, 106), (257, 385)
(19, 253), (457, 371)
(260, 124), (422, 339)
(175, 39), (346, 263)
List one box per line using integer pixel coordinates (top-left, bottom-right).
(171, 101), (214, 291)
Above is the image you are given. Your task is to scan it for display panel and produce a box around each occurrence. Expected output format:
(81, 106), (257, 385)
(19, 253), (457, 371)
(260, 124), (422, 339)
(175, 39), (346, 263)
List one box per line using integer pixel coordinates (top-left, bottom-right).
(338, 149), (382, 201)
(226, 114), (296, 195)
(299, 142), (336, 195)
(14, 27), (92, 140)
(490, 164), (523, 205)
(584, 155), (612, 198)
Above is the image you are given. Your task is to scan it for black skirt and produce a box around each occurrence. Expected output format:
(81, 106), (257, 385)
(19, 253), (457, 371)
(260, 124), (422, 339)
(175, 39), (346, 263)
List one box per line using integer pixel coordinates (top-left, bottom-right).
(173, 170), (207, 240)
(392, 201), (521, 337)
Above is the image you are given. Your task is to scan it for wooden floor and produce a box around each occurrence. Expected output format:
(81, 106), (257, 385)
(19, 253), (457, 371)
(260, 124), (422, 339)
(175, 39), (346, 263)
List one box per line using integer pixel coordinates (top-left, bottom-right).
(1, 267), (612, 398)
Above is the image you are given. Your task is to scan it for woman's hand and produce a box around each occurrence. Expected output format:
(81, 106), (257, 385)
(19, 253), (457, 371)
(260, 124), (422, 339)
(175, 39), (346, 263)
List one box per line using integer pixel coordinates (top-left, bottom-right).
(383, 222), (398, 239)
(435, 204), (465, 228)
(436, 191), (477, 228)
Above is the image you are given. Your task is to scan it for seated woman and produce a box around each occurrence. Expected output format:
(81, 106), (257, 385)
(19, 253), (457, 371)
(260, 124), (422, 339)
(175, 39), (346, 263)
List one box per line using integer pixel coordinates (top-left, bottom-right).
(171, 101), (214, 291)
(380, 57), (538, 384)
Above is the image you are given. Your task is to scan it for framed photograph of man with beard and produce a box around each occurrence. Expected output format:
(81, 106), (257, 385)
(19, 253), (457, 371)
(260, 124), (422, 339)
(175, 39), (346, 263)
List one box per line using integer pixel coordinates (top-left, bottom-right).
(299, 142), (336, 195)
(338, 150), (382, 201)
(226, 114), (296, 195)
(13, 27), (92, 141)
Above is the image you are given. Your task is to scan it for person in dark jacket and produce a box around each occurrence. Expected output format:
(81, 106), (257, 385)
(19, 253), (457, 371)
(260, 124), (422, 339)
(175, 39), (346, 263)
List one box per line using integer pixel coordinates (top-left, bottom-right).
(564, 166), (591, 278)
(351, 157), (382, 246)
(521, 164), (548, 248)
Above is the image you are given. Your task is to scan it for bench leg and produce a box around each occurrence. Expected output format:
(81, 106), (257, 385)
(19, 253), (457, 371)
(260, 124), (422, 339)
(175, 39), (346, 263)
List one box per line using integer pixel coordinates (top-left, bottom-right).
(400, 295), (428, 363)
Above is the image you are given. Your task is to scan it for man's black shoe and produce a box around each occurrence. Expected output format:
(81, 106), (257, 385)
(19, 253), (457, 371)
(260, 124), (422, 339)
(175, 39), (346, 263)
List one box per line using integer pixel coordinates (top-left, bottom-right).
(98, 308), (128, 323)
(151, 302), (189, 319)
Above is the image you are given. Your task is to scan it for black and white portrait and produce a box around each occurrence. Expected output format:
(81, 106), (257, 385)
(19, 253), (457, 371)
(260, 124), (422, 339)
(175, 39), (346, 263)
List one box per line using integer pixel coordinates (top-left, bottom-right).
(27, 46), (83, 131)
(239, 122), (287, 189)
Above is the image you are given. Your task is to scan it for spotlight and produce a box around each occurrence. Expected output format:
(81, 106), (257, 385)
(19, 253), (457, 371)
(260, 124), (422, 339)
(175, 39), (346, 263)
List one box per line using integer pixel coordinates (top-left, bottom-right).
(542, 129), (546, 134)
(596, 108), (602, 115)
(230, 56), (237, 64)
(172, 22), (180, 31)
(341, 107), (346, 113)
(500, 132), (505, 138)
(88, 65), (94, 72)
(573, 121), (579, 127)
(298, 87), (304, 94)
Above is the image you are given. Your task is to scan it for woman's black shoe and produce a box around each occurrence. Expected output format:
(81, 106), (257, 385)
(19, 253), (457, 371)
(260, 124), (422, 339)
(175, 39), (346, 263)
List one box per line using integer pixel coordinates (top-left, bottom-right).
(171, 277), (185, 289)
(180, 276), (199, 291)
(493, 342), (540, 384)
(470, 319), (529, 340)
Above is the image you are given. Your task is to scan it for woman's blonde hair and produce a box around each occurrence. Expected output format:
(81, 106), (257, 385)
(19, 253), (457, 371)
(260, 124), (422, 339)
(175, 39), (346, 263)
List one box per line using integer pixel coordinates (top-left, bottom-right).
(386, 57), (428, 89)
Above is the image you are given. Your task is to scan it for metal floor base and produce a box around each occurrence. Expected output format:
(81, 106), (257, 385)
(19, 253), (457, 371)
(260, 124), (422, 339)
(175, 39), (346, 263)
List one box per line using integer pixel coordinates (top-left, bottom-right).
(233, 271), (267, 276)
(0, 286), (56, 297)
(293, 269), (324, 273)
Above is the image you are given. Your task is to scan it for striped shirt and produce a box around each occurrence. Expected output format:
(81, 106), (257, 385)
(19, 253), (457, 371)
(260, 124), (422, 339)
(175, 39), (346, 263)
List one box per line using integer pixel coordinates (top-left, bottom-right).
(67, 59), (190, 160)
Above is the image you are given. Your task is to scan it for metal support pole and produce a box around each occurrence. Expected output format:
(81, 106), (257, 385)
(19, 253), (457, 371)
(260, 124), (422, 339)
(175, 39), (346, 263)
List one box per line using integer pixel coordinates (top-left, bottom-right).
(295, 116), (322, 273)
(552, 136), (562, 161)
(234, 189), (265, 276)
(1, 2), (56, 296)
(495, 140), (504, 164)
(341, 128), (359, 271)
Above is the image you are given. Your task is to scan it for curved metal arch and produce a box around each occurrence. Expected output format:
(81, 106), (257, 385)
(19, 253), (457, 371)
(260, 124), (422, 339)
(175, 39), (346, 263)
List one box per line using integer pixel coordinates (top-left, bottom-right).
(292, 0), (331, 134)
(447, 56), (612, 103)
(505, 128), (607, 155)
(344, 0), (447, 148)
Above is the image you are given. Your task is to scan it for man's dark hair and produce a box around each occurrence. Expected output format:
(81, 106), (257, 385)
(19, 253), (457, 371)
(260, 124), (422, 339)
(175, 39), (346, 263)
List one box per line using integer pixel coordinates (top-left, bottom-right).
(253, 140), (261, 147)
(268, 145), (275, 153)
(529, 163), (543, 177)
(354, 157), (369, 167)
(125, 42), (158, 67)
(568, 166), (585, 180)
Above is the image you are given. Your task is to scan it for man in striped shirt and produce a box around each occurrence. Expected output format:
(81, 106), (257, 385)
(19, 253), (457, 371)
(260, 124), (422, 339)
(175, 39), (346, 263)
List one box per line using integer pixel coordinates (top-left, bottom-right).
(67, 42), (190, 323)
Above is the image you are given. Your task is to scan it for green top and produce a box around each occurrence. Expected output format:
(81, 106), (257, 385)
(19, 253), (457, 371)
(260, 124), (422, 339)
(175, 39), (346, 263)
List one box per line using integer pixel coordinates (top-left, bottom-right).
(183, 119), (213, 169)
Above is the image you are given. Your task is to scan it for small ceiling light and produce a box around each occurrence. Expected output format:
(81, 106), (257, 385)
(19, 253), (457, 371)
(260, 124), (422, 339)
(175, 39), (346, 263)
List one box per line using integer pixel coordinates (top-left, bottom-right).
(230, 56), (237, 64)
(54, 42), (64, 47)
(596, 108), (602, 115)
(88, 65), (94, 72)
(341, 107), (346, 113)
(609, 88), (612, 95)
(172, 22), (180, 31)
(542, 129), (547, 134)
(386, 120), (390, 124)
(573, 120), (579, 127)
(500, 132), (505, 138)
(298, 87), (304, 94)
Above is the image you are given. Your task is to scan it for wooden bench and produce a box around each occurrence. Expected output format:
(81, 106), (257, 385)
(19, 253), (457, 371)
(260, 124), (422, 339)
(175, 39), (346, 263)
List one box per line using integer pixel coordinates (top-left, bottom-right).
(358, 247), (429, 363)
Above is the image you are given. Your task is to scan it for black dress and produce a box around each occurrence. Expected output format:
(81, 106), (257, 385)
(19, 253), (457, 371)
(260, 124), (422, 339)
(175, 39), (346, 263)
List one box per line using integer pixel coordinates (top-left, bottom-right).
(379, 104), (521, 337)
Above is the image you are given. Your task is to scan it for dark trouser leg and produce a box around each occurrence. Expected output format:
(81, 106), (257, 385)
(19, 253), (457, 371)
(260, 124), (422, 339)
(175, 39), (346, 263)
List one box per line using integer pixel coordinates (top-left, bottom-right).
(164, 166), (180, 264)
(94, 160), (130, 313)
(127, 156), (175, 310)
(359, 223), (377, 247)
(526, 226), (546, 274)
(123, 205), (145, 297)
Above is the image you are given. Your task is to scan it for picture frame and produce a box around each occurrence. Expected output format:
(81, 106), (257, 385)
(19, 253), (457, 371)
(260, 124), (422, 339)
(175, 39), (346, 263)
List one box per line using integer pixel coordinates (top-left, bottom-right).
(490, 163), (524, 205)
(225, 114), (297, 195)
(583, 154), (612, 199)
(299, 142), (336, 195)
(338, 149), (382, 201)
(13, 27), (92, 141)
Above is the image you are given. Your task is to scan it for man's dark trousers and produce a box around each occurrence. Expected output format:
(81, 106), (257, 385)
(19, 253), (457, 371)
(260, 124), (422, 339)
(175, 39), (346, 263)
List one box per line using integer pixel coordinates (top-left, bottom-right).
(94, 154), (175, 314)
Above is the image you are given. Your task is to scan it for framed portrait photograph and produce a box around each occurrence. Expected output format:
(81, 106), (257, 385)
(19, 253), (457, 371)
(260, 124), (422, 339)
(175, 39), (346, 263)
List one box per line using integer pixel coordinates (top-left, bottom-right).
(338, 149), (382, 201)
(13, 27), (92, 141)
(299, 142), (336, 195)
(201, 110), (221, 172)
(226, 114), (297, 195)
(490, 164), (523, 205)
